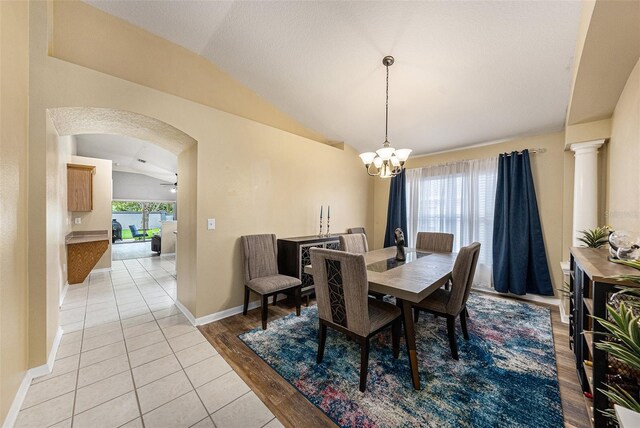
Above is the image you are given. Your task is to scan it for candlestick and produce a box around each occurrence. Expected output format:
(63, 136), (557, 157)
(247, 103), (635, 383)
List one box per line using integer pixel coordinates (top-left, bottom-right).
(326, 205), (331, 237)
(318, 206), (323, 237)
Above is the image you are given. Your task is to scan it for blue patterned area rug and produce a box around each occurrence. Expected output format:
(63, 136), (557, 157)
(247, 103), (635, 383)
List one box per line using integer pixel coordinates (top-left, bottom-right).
(239, 293), (563, 428)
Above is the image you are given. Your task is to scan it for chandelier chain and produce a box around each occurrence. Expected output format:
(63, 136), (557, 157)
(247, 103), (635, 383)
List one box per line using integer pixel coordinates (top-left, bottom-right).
(385, 63), (389, 143)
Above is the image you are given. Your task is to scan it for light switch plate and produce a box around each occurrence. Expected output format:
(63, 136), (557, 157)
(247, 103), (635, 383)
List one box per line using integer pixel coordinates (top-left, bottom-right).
(207, 218), (215, 230)
(74, 218), (81, 225)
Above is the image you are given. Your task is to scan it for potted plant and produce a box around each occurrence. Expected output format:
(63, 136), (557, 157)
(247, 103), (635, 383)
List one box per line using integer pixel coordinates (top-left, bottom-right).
(578, 226), (611, 248)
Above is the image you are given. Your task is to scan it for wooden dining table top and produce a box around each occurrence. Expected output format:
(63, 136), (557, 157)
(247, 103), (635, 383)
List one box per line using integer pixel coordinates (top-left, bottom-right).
(304, 246), (456, 303)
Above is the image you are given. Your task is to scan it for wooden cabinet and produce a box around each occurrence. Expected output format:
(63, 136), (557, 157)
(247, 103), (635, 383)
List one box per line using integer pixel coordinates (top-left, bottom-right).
(67, 164), (95, 212)
(569, 247), (639, 427)
(278, 235), (341, 298)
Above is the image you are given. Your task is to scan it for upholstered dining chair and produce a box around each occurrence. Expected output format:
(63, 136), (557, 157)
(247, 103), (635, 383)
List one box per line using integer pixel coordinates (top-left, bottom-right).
(310, 248), (402, 392)
(415, 231), (454, 253)
(411, 242), (480, 360)
(240, 234), (302, 330)
(339, 233), (369, 254)
(414, 231), (455, 321)
(347, 227), (367, 236)
(339, 234), (386, 301)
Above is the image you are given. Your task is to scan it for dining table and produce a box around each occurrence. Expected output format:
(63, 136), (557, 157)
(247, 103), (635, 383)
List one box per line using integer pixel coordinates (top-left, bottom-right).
(305, 246), (458, 390)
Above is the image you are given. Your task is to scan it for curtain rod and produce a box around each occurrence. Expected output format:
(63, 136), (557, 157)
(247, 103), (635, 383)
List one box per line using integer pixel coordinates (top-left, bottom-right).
(503, 148), (547, 156)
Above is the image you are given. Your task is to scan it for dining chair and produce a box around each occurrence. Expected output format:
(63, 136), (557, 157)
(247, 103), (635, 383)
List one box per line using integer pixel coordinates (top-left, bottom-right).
(347, 227), (367, 236)
(310, 248), (402, 392)
(240, 234), (302, 330)
(411, 242), (480, 360)
(414, 231), (455, 321)
(339, 233), (369, 254)
(339, 234), (385, 302)
(415, 231), (454, 253)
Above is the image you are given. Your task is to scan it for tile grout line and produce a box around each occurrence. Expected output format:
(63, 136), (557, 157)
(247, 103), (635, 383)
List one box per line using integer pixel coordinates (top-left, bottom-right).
(69, 275), (91, 427)
(126, 257), (216, 421)
(116, 259), (150, 428)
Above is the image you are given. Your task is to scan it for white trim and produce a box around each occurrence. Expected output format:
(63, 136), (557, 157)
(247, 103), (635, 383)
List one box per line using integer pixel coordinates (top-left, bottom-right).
(91, 267), (112, 274)
(60, 283), (69, 307)
(2, 371), (32, 428)
(2, 327), (63, 428)
(176, 295), (288, 327)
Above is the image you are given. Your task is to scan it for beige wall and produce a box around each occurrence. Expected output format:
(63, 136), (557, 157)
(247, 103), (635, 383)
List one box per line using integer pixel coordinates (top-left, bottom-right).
(51, 0), (327, 145)
(176, 145), (198, 315)
(0, 0), (30, 422)
(607, 58), (640, 232)
(70, 155), (113, 270)
(29, 2), (371, 324)
(373, 132), (567, 293)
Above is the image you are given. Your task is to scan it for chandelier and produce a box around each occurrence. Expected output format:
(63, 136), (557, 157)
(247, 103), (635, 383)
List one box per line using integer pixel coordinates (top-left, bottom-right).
(359, 56), (411, 178)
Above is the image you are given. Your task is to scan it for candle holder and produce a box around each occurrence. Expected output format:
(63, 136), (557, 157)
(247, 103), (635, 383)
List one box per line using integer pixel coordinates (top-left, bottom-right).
(325, 216), (331, 237)
(318, 206), (324, 238)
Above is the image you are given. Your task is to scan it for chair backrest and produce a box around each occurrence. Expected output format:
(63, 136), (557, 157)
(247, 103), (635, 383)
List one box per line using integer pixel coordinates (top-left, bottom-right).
(416, 232), (454, 253)
(339, 233), (369, 254)
(129, 225), (139, 235)
(446, 242), (481, 315)
(240, 234), (279, 283)
(347, 227), (366, 236)
(310, 248), (370, 337)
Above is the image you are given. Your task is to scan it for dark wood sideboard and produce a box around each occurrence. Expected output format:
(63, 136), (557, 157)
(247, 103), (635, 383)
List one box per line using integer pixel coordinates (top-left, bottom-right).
(277, 235), (341, 300)
(569, 247), (639, 427)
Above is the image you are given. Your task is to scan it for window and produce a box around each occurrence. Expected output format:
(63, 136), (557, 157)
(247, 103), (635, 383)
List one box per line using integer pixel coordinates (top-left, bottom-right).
(406, 157), (498, 287)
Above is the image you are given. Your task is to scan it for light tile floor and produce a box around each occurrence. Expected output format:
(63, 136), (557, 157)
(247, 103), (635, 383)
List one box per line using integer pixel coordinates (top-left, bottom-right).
(16, 255), (282, 428)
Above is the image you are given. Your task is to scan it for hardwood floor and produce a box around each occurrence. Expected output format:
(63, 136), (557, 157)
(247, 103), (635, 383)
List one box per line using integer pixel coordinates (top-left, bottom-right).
(199, 295), (590, 428)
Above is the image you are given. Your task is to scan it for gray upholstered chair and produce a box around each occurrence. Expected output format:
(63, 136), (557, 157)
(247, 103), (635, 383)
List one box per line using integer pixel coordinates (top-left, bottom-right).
(339, 233), (385, 301)
(415, 231), (454, 253)
(310, 248), (402, 392)
(412, 242), (480, 360)
(414, 231), (455, 321)
(241, 234), (302, 330)
(339, 233), (369, 254)
(347, 227), (367, 236)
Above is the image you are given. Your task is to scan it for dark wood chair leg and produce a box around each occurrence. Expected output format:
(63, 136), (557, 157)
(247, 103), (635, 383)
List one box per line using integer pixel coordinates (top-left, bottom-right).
(295, 286), (301, 316)
(272, 294), (277, 306)
(243, 286), (250, 316)
(464, 306), (470, 319)
(413, 307), (420, 323)
(392, 318), (400, 359)
(460, 308), (469, 340)
(446, 316), (459, 360)
(261, 295), (268, 330)
(317, 322), (327, 363)
(359, 338), (370, 392)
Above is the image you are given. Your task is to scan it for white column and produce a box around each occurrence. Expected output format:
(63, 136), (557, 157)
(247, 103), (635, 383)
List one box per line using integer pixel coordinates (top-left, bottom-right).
(571, 140), (605, 246)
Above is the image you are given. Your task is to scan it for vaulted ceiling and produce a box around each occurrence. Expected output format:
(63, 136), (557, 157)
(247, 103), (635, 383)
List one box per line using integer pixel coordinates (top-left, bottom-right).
(85, 1), (583, 155)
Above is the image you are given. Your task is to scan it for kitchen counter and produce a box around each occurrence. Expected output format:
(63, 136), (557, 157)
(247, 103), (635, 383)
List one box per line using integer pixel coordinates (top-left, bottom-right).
(65, 230), (110, 284)
(65, 230), (110, 245)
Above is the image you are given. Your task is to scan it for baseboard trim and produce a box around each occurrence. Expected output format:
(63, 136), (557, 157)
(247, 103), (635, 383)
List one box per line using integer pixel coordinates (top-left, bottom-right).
(60, 283), (69, 307)
(472, 286), (561, 308)
(91, 267), (112, 274)
(3, 327), (63, 428)
(176, 295), (288, 327)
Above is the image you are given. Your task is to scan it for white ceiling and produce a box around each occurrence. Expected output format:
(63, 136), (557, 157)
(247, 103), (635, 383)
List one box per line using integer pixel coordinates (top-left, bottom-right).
(76, 134), (177, 183)
(85, 1), (583, 155)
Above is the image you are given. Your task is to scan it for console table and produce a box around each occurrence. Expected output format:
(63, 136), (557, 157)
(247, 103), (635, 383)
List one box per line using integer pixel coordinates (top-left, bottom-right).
(277, 235), (341, 300)
(569, 247), (639, 427)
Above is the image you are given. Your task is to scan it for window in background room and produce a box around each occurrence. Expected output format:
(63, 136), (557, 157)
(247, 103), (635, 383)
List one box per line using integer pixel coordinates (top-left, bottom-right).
(406, 157), (498, 288)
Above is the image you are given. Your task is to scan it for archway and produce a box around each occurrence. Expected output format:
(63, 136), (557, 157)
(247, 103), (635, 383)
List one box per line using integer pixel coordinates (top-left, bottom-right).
(46, 106), (198, 332)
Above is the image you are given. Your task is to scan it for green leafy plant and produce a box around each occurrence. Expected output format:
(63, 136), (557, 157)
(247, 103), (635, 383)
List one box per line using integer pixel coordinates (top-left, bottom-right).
(592, 302), (640, 419)
(577, 226), (611, 248)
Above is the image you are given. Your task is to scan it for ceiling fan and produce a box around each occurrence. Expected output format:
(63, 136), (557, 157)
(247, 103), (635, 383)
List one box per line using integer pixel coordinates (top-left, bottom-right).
(160, 173), (178, 193)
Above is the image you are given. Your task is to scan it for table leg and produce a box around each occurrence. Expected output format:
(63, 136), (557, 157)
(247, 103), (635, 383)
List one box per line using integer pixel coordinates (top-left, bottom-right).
(398, 298), (421, 390)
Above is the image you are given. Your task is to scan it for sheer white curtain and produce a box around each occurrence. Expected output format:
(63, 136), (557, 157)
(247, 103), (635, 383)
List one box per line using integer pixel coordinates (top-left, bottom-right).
(406, 157), (498, 287)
